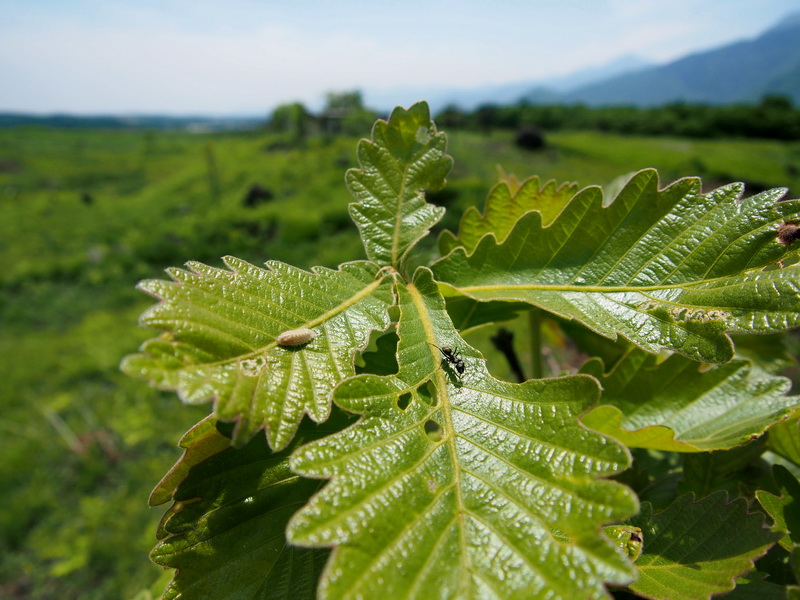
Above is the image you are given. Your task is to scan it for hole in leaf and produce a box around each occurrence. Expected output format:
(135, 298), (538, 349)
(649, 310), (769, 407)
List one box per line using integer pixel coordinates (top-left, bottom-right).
(397, 392), (411, 411)
(356, 331), (399, 375)
(424, 419), (443, 442)
(420, 381), (438, 406)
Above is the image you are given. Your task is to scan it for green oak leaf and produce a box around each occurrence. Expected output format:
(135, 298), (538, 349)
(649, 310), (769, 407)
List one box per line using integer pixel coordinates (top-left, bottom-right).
(680, 442), (768, 498)
(580, 350), (799, 452)
(150, 416), (231, 510)
(287, 268), (638, 600)
(730, 332), (796, 374)
(768, 413), (800, 466)
(431, 169), (800, 363)
(439, 174), (579, 255)
(121, 258), (393, 450)
(718, 572), (788, 599)
(150, 419), (330, 600)
(628, 492), (781, 600)
(347, 101), (453, 268)
(756, 464), (800, 551)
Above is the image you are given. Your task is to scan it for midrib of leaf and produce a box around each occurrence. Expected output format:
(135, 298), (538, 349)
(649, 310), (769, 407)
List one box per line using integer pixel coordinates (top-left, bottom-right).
(173, 275), (388, 370)
(313, 407), (594, 573)
(433, 172), (800, 363)
(288, 269), (638, 599)
(348, 103), (451, 269)
(315, 318), (585, 595)
(407, 278), (470, 591)
(392, 162), (410, 266)
(406, 279), (600, 596)
(295, 299), (465, 594)
(304, 437), (455, 596)
(390, 142), (445, 267)
(456, 270), (796, 295)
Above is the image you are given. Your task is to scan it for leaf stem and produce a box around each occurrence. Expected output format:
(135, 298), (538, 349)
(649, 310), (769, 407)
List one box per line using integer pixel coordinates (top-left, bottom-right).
(489, 328), (526, 383)
(529, 309), (543, 380)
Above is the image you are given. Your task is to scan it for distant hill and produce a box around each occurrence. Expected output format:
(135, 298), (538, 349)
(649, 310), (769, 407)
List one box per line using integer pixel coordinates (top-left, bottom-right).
(363, 55), (653, 113)
(0, 112), (263, 130)
(558, 12), (800, 106)
(365, 13), (800, 112)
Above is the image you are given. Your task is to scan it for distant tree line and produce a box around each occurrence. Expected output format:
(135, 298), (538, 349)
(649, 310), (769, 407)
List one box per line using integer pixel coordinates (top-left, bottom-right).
(267, 91), (378, 143)
(435, 95), (800, 140)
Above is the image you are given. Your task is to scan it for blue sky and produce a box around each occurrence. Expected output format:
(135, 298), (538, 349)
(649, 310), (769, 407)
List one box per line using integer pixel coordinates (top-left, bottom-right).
(1, 0), (798, 115)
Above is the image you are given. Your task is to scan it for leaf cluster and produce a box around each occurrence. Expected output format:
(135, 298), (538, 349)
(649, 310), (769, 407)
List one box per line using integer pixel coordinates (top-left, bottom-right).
(124, 102), (800, 599)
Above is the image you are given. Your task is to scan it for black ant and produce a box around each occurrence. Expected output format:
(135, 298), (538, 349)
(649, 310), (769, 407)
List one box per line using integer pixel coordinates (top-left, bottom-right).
(429, 343), (466, 377)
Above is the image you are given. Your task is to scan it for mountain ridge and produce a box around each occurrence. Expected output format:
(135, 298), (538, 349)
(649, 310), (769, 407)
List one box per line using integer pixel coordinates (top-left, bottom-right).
(367, 11), (800, 111)
(557, 11), (800, 106)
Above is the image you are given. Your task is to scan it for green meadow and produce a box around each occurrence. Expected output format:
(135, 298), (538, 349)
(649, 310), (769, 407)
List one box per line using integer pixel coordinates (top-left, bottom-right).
(1, 124), (799, 599)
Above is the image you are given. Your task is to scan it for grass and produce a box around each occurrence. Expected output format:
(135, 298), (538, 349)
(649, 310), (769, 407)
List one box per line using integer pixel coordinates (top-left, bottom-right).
(1, 124), (798, 598)
(446, 129), (800, 195)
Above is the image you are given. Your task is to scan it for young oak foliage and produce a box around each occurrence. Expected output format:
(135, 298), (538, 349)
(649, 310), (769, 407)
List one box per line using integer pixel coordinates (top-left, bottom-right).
(628, 492), (780, 600)
(151, 418), (330, 600)
(124, 101), (800, 599)
(432, 171), (800, 363)
(767, 413), (800, 465)
(287, 268), (638, 600)
(347, 102), (453, 269)
(579, 349), (799, 452)
(756, 464), (800, 552)
(122, 258), (393, 449)
(439, 174), (579, 256)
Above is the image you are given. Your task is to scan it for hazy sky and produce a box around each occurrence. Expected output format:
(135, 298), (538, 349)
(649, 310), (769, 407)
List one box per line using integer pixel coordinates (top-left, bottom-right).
(1, 0), (798, 115)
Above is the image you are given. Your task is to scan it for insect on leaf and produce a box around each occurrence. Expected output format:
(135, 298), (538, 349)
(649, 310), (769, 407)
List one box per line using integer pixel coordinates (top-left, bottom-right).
(287, 267), (638, 600)
(121, 258), (394, 450)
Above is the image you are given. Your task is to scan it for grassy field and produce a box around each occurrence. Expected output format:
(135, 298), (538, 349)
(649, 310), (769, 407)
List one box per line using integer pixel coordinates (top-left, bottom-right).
(1, 124), (799, 599)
